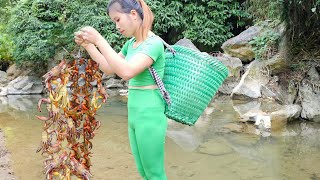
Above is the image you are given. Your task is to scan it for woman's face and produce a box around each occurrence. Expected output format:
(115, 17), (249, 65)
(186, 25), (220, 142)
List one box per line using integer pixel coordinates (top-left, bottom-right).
(108, 4), (140, 37)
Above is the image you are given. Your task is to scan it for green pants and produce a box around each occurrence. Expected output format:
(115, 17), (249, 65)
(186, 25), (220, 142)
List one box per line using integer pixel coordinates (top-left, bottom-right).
(128, 89), (168, 180)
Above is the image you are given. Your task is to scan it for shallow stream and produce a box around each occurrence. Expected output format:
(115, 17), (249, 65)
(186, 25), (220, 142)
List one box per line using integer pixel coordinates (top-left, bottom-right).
(0, 95), (319, 180)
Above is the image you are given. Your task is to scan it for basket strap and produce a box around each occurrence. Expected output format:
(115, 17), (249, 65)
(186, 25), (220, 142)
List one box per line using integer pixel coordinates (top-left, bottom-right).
(149, 67), (171, 106)
(155, 36), (176, 55)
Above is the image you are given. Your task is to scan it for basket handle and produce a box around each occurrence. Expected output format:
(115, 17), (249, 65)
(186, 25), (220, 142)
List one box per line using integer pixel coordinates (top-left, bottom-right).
(147, 35), (173, 106)
(148, 66), (171, 106)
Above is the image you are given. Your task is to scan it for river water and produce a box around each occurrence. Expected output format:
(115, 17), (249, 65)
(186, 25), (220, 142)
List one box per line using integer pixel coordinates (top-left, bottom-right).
(0, 95), (320, 180)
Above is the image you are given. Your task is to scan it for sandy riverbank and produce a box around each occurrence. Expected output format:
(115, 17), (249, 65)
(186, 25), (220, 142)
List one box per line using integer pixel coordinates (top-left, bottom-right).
(0, 128), (16, 180)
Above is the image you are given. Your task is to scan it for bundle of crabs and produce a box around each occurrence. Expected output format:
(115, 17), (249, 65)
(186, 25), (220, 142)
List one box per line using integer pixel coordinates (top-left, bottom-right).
(36, 57), (108, 180)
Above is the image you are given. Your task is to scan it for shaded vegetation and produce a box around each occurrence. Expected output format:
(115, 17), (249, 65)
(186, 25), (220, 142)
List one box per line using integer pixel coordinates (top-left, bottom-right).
(1, 0), (319, 74)
(2, 0), (247, 70)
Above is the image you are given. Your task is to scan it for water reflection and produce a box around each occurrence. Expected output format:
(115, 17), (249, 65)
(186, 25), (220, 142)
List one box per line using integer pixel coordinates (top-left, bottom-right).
(0, 95), (320, 180)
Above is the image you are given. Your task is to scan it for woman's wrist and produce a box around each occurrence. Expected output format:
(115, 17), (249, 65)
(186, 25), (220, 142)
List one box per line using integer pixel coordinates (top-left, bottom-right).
(84, 43), (96, 50)
(96, 36), (108, 49)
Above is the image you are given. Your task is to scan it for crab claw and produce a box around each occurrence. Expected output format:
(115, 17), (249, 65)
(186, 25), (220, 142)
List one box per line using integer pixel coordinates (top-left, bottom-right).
(37, 98), (51, 112)
(35, 115), (51, 121)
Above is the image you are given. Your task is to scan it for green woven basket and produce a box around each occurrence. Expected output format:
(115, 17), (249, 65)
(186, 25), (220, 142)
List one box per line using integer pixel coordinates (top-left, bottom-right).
(163, 45), (229, 125)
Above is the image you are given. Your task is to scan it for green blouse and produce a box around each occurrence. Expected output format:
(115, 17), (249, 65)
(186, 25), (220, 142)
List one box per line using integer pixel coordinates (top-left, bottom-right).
(121, 36), (165, 86)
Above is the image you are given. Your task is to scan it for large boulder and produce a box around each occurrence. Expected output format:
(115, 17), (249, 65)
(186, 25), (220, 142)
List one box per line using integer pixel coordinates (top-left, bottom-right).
(174, 38), (200, 51)
(221, 26), (263, 62)
(0, 87), (8, 96)
(231, 60), (269, 99)
(232, 100), (261, 121)
(233, 99), (301, 132)
(0, 71), (8, 87)
(216, 54), (243, 94)
(7, 76), (44, 95)
(263, 54), (289, 75)
(0, 71), (8, 96)
(6, 64), (32, 81)
(299, 67), (320, 122)
(105, 78), (124, 89)
(260, 75), (298, 105)
(270, 104), (302, 130)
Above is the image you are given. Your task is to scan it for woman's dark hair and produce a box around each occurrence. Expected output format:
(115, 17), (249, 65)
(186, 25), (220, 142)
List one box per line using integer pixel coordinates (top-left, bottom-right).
(107, 0), (154, 40)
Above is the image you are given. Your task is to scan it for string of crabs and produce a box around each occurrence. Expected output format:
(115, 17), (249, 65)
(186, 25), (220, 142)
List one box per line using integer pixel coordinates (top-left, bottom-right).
(36, 56), (108, 180)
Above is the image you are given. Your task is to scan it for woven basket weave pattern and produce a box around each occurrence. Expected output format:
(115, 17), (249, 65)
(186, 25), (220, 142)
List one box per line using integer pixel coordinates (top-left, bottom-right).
(163, 45), (229, 125)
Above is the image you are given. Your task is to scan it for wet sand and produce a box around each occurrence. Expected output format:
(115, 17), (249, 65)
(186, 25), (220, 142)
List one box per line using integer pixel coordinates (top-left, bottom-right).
(0, 128), (16, 180)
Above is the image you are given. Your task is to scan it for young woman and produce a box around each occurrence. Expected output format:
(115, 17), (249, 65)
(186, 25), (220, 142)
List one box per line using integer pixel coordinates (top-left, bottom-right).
(74, 0), (167, 179)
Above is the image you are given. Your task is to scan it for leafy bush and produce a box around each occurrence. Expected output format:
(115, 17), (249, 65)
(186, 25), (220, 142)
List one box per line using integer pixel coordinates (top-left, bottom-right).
(0, 0), (17, 71)
(150, 0), (249, 47)
(244, 0), (282, 22)
(8, 0), (248, 67)
(245, 0), (320, 57)
(0, 25), (14, 71)
(8, 0), (118, 66)
(249, 29), (280, 60)
(281, 0), (320, 44)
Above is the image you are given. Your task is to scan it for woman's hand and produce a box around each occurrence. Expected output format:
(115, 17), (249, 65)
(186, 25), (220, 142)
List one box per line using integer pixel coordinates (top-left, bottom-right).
(74, 31), (92, 48)
(80, 26), (104, 45)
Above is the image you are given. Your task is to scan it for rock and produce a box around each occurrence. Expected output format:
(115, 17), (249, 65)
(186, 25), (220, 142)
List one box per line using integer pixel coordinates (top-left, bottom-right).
(221, 26), (263, 62)
(299, 79), (320, 122)
(219, 81), (239, 95)
(0, 71), (8, 87)
(174, 38), (200, 51)
(216, 54), (243, 94)
(49, 50), (67, 72)
(0, 87), (7, 96)
(231, 60), (269, 99)
(275, 22), (289, 59)
(106, 89), (120, 97)
(232, 100), (261, 121)
(233, 99), (300, 132)
(270, 104), (301, 120)
(270, 104), (302, 130)
(260, 75), (298, 104)
(7, 76), (44, 95)
(6, 64), (32, 81)
(119, 89), (128, 96)
(105, 78), (124, 89)
(307, 66), (320, 81)
(263, 54), (289, 75)
(102, 73), (116, 81)
(216, 54), (243, 79)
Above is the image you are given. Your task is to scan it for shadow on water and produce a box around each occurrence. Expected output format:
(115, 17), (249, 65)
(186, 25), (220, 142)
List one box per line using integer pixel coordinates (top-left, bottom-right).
(0, 95), (320, 180)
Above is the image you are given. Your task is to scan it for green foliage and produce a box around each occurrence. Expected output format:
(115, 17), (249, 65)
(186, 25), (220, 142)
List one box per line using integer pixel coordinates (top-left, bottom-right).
(244, 0), (283, 22)
(0, 25), (14, 66)
(7, 0), (248, 66)
(8, 0), (120, 66)
(0, 0), (17, 70)
(246, 0), (320, 58)
(249, 29), (280, 60)
(149, 0), (249, 47)
(280, 0), (320, 58)
(0, 1), (15, 70)
(0, 0), (18, 23)
(281, 0), (320, 39)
